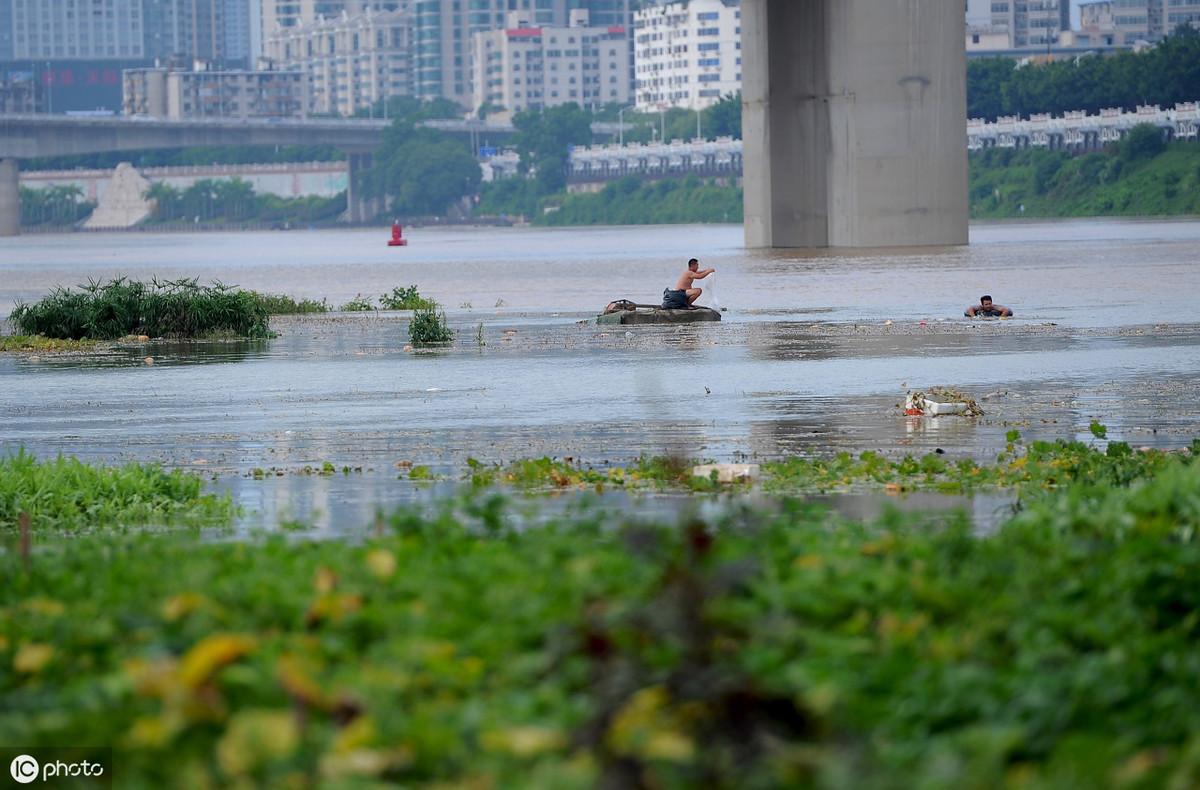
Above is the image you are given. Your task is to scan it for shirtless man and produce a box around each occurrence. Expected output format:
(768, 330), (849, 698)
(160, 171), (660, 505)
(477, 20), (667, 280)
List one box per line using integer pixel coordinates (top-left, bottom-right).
(663, 258), (715, 309)
(965, 295), (1013, 318)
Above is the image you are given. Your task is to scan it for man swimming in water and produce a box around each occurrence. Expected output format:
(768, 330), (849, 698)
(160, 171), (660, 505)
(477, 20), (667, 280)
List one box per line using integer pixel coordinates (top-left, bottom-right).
(663, 258), (715, 309)
(965, 295), (1013, 318)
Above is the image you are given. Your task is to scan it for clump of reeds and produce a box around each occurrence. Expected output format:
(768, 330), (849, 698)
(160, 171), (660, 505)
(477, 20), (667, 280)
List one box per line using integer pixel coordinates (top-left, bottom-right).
(247, 292), (329, 315)
(408, 300), (454, 345)
(9, 277), (271, 340)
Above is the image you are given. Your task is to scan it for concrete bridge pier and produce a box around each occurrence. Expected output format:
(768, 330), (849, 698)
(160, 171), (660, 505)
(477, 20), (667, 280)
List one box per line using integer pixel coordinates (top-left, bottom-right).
(742, 0), (967, 248)
(345, 152), (374, 224)
(0, 159), (19, 237)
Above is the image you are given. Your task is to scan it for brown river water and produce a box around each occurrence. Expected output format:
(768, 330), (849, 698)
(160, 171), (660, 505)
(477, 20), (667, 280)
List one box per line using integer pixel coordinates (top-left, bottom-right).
(2, 219), (1198, 532)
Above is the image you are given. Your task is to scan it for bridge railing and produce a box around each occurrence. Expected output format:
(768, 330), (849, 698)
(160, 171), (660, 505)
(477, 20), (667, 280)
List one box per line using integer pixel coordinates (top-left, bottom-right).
(967, 102), (1196, 150)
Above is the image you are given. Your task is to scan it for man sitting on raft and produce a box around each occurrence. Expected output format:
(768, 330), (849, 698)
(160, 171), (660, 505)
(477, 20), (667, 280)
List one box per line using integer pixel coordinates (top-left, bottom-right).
(663, 258), (715, 309)
(965, 295), (1013, 318)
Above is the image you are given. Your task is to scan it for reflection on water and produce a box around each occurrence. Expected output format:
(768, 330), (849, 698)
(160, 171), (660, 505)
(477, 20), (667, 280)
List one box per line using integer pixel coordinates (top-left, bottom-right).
(1, 338), (272, 371)
(217, 469), (1016, 538)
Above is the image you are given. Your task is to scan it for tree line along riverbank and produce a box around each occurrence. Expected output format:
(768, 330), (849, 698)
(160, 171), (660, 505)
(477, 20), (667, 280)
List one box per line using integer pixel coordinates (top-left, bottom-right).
(22, 135), (1198, 230)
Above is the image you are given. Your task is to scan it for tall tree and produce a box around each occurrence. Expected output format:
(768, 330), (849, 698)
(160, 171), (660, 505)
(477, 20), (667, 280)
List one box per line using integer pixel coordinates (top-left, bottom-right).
(512, 104), (593, 194)
(704, 93), (742, 139)
(369, 123), (482, 216)
(967, 24), (1200, 121)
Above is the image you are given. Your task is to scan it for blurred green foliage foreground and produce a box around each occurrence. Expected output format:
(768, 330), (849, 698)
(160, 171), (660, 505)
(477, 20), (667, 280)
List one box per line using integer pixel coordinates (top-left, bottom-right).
(2, 439), (1200, 788)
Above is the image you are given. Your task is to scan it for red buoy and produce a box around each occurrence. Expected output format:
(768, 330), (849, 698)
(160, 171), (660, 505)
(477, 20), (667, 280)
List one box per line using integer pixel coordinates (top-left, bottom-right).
(387, 220), (408, 247)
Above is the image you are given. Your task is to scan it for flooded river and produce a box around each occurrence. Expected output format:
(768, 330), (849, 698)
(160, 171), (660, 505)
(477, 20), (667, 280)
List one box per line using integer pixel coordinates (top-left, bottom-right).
(2, 219), (1199, 531)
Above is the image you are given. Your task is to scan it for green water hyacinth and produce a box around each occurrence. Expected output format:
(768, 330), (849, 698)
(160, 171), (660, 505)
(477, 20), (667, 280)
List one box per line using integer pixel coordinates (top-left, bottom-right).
(0, 451), (236, 531)
(3, 452), (1200, 786)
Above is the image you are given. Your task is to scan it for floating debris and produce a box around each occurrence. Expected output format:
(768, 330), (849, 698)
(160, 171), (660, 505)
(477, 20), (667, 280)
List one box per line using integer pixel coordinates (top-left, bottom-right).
(692, 463), (760, 483)
(905, 388), (984, 417)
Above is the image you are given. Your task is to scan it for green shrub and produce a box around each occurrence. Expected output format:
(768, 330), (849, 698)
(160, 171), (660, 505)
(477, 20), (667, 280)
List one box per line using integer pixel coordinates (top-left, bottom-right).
(1120, 123), (1166, 162)
(408, 301), (453, 345)
(339, 294), (375, 312)
(1033, 151), (1066, 194)
(379, 286), (434, 311)
(9, 277), (271, 340)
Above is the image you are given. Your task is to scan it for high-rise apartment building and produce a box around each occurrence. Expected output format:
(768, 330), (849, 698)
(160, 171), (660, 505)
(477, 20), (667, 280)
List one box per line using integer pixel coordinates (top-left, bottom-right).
(0, 0), (253, 64)
(1109, 0), (1200, 42)
(984, 0), (1071, 48)
(223, 0), (253, 63)
(577, 0), (632, 27)
(1165, 0), (1200, 30)
(257, 1), (632, 107)
(259, 0), (402, 35)
(4, 0), (148, 60)
(633, 0), (740, 111)
(160, 0), (227, 63)
(413, 0), (559, 105)
(266, 8), (411, 116)
(1071, 1), (1119, 46)
(471, 9), (630, 115)
(409, 1), (630, 107)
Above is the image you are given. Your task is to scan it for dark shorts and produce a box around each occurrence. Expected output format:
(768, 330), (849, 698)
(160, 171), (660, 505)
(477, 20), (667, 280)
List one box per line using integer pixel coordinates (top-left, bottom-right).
(662, 288), (688, 309)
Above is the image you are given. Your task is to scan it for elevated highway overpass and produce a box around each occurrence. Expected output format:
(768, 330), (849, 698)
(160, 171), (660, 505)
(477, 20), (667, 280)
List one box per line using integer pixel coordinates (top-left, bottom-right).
(0, 114), (520, 233)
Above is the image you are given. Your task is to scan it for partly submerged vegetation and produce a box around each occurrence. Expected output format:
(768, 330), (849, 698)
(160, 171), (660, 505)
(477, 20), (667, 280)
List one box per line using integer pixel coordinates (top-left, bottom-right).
(0, 451), (234, 531)
(464, 432), (1189, 496)
(379, 286), (435, 311)
(407, 302), (454, 345)
(246, 292), (330, 315)
(3, 438), (1200, 786)
(336, 286), (435, 312)
(10, 277), (271, 340)
(0, 335), (98, 353)
(339, 294), (376, 312)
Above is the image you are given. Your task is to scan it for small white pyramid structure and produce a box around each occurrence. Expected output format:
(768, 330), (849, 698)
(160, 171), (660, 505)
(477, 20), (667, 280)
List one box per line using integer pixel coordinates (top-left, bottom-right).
(84, 162), (154, 228)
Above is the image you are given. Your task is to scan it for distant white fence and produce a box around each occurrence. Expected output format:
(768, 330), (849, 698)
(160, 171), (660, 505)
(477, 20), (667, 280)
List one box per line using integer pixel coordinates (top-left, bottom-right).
(567, 136), (744, 181)
(968, 102), (1198, 151)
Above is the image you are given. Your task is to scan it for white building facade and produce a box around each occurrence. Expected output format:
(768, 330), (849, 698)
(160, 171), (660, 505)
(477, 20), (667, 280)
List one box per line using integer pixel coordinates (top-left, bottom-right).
(123, 65), (306, 119)
(1109, 0), (1200, 43)
(633, 0), (741, 111)
(266, 8), (411, 116)
(471, 10), (630, 115)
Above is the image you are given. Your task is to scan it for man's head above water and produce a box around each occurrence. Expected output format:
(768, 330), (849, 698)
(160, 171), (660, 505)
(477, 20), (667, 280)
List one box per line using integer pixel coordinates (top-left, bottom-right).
(966, 295), (1012, 318)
